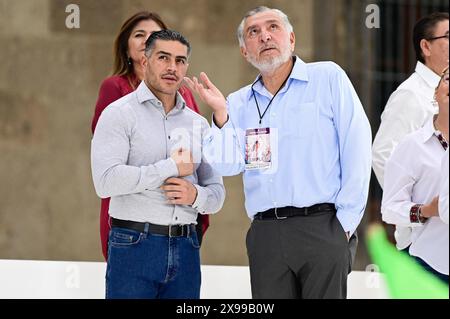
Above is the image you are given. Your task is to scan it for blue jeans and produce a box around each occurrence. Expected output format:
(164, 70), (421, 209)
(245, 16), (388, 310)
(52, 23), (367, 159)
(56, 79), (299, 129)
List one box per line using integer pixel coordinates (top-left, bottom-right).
(105, 226), (201, 299)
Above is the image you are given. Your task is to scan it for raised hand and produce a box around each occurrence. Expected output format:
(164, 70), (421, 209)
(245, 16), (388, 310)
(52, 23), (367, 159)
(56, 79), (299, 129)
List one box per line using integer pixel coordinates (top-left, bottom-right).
(184, 73), (229, 127)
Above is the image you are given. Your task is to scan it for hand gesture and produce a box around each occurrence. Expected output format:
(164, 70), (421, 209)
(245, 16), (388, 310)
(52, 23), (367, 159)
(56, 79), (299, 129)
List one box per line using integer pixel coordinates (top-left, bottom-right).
(184, 73), (229, 127)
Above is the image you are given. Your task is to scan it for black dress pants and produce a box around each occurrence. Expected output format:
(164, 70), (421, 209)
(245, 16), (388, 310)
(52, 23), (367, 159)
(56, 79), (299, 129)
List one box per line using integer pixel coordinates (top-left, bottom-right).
(246, 210), (357, 299)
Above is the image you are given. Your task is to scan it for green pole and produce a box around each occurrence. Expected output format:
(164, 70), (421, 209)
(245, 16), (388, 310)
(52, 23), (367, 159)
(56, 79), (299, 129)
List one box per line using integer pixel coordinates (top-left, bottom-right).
(366, 224), (449, 299)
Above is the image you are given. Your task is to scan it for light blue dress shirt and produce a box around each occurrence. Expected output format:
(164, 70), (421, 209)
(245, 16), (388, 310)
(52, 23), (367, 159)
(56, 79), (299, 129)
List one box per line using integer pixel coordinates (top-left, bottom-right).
(203, 57), (372, 234)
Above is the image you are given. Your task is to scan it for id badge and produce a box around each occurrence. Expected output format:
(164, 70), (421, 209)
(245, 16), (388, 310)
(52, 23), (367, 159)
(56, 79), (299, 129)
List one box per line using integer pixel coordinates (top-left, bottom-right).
(245, 128), (272, 170)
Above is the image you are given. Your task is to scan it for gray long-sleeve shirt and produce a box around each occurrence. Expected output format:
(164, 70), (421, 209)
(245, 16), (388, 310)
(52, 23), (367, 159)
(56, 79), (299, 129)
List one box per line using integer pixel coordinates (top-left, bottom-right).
(91, 81), (225, 226)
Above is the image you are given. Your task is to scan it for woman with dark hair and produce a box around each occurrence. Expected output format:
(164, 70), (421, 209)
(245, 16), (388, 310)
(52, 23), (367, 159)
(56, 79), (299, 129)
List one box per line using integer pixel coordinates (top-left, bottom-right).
(91, 11), (208, 260)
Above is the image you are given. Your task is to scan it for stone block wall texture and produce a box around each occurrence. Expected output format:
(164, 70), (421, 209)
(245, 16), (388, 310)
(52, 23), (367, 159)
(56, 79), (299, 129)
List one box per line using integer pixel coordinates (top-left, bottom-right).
(1, 0), (339, 267)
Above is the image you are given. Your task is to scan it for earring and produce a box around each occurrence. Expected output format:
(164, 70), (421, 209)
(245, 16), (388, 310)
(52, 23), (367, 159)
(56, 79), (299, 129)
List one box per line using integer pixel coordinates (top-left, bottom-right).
(127, 57), (132, 66)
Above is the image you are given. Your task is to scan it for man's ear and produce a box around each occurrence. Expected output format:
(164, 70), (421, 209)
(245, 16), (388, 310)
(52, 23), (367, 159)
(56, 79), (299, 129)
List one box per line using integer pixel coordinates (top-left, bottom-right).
(240, 45), (248, 59)
(141, 54), (148, 69)
(420, 39), (432, 60)
(290, 32), (296, 52)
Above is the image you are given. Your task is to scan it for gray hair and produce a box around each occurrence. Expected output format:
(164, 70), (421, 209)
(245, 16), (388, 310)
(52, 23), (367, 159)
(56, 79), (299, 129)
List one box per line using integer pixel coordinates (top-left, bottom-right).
(237, 6), (294, 48)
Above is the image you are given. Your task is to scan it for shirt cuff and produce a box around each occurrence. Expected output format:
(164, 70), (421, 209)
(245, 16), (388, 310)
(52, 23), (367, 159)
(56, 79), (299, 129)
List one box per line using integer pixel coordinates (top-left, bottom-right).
(192, 184), (207, 214)
(154, 158), (179, 181)
(336, 212), (357, 237)
(211, 113), (232, 130)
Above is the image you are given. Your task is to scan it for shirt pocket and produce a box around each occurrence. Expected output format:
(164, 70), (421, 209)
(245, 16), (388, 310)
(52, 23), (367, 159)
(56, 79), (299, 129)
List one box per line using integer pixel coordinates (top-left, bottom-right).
(285, 102), (317, 138)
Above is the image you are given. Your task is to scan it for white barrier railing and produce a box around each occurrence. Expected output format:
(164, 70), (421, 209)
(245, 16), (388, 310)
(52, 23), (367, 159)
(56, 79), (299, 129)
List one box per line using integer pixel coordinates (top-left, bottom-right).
(0, 260), (389, 299)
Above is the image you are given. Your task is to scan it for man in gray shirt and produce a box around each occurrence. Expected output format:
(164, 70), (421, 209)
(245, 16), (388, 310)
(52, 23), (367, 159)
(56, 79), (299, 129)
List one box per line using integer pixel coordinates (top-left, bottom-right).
(91, 30), (225, 299)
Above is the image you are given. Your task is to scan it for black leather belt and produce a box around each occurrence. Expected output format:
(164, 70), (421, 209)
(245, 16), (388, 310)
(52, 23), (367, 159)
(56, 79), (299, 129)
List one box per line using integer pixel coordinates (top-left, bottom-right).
(111, 218), (195, 238)
(254, 203), (336, 220)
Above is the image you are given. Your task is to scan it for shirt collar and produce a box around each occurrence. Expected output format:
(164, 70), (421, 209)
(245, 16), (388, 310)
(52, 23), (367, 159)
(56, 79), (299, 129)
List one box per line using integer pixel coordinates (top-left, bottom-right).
(421, 116), (438, 144)
(136, 80), (186, 110)
(246, 55), (309, 100)
(415, 61), (441, 89)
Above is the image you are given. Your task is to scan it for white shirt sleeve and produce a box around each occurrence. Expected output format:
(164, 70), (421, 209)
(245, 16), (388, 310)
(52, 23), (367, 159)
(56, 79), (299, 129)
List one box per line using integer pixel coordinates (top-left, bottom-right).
(381, 143), (423, 228)
(372, 89), (429, 188)
(439, 149), (449, 224)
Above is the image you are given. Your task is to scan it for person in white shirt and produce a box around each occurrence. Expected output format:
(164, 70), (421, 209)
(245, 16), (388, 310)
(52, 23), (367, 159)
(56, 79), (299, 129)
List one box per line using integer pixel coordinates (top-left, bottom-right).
(381, 66), (449, 284)
(372, 12), (449, 250)
(439, 149), (449, 225)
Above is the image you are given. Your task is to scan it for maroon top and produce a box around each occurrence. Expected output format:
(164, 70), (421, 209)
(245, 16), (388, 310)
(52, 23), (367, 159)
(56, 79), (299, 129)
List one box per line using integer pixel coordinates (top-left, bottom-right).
(92, 74), (209, 260)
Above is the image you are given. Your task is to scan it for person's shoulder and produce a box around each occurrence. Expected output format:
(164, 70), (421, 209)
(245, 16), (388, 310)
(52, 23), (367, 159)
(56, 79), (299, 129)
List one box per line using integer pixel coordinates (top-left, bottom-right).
(306, 61), (345, 75)
(102, 90), (137, 117)
(385, 74), (424, 108)
(228, 83), (253, 103)
(307, 60), (342, 70)
(395, 72), (422, 92)
(182, 107), (211, 132)
(386, 128), (423, 169)
(97, 97), (137, 131)
(394, 127), (424, 150)
(183, 106), (209, 124)
(304, 61), (349, 86)
(100, 75), (128, 88)
(98, 75), (132, 98)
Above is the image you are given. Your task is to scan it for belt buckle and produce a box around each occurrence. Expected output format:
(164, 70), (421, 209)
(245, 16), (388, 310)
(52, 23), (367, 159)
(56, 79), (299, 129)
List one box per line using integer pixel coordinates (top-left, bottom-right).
(274, 207), (287, 220)
(169, 225), (185, 238)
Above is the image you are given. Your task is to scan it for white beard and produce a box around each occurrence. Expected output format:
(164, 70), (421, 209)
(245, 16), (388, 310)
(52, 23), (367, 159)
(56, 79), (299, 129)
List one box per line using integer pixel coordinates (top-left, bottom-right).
(247, 45), (293, 74)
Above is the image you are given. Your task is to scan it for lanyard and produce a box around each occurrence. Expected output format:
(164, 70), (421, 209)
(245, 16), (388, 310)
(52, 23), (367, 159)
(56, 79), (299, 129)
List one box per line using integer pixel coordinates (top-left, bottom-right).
(251, 56), (295, 125)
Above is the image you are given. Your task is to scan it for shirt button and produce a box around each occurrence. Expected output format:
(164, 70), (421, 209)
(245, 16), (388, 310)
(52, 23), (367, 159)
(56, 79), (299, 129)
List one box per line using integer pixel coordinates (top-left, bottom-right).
(175, 217), (178, 221)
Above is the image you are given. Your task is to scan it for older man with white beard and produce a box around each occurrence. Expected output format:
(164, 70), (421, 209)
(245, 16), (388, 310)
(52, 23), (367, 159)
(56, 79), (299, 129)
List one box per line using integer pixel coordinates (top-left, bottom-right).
(186, 6), (372, 299)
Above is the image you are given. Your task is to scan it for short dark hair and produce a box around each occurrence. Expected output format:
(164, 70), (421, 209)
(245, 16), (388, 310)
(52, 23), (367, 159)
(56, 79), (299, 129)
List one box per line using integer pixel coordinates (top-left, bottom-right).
(145, 30), (191, 57)
(413, 12), (449, 64)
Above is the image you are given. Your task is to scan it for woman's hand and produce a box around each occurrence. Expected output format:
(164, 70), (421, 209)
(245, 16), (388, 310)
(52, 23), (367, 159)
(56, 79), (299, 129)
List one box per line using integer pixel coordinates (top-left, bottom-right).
(421, 196), (440, 218)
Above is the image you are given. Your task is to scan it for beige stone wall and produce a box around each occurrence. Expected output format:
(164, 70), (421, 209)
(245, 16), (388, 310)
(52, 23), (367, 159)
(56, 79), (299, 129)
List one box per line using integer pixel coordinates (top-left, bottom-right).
(0, 0), (314, 264)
